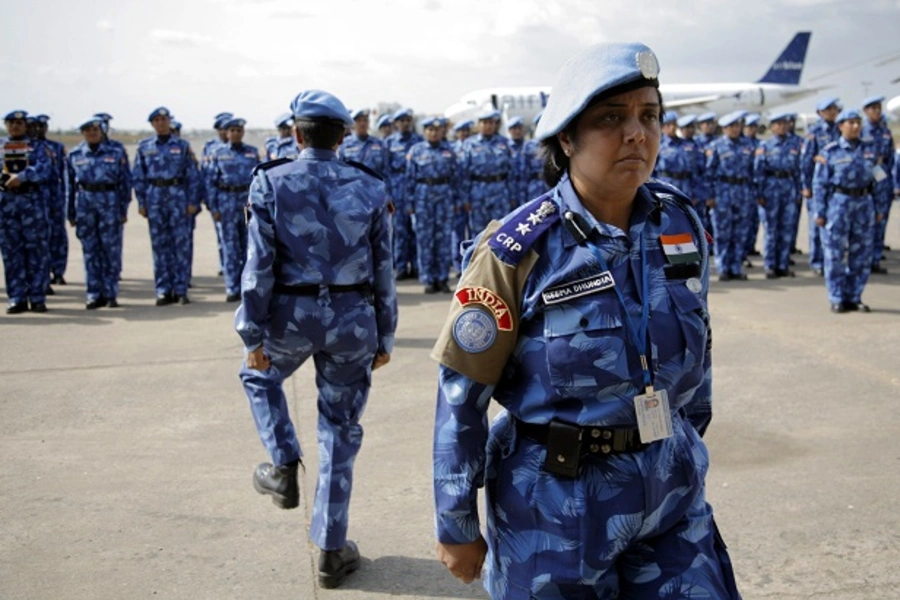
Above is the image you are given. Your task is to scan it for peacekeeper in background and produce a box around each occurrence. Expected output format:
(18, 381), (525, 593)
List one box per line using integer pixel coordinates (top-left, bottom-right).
(458, 109), (517, 238)
(203, 112), (233, 278)
(406, 116), (461, 293)
(506, 115), (527, 208)
(742, 113), (763, 263)
(695, 111), (718, 149)
(784, 112), (805, 259)
(269, 113), (300, 160)
(385, 107), (423, 280)
(206, 117), (260, 302)
(450, 119), (474, 275)
(376, 113), (393, 139)
(32, 115), (68, 288)
(801, 96), (842, 276)
(754, 111), (802, 278)
(237, 89), (397, 590)
(813, 109), (877, 314)
(654, 110), (696, 195)
(860, 95), (894, 274)
(517, 111), (550, 206)
(338, 108), (387, 176)
(675, 113), (712, 233)
(1, 109), (53, 314)
(132, 106), (202, 306)
(65, 116), (132, 309)
(706, 111), (756, 281)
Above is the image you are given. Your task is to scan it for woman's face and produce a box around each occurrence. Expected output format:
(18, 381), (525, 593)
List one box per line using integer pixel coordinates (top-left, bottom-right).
(561, 86), (661, 194)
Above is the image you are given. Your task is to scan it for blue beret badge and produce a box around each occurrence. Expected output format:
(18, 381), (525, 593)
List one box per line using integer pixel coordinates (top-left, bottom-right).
(452, 308), (498, 354)
(637, 50), (659, 79)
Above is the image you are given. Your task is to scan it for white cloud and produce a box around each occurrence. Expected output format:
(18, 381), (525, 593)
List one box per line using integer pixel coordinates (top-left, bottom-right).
(150, 29), (213, 47)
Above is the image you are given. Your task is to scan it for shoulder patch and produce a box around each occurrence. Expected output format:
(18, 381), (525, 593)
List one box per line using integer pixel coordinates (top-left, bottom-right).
(251, 157), (292, 176)
(488, 195), (559, 265)
(343, 158), (384, 181)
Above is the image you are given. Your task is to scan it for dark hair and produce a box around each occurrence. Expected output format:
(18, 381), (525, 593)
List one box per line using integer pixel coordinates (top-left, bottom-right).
(540, 84), (664, 187)
(295, 119), (346, 149)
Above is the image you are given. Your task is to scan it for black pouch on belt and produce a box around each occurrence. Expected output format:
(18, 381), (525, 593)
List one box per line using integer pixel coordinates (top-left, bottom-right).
(543, 421), (581, 478)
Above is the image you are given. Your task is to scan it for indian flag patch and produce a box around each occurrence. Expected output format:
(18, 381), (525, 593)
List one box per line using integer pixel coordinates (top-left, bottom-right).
(660, 233), (700, 265)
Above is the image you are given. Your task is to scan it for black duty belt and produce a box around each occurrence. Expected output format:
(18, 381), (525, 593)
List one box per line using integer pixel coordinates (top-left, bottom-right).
(471, 173), (508, 183)
(273, 282), (372, 296)
(3, 182), (39, 194)
(765, 170), (794, 179)
(658, 170), (691, 180)
(718, 176), (749, 184)
(148, 177), (184, 187)
(834, 186), (872, 197)
(515, 418), (646, 456)
(215, 183), (250, 193)
(78, 182), (118, 192)
(415, 177), (450, 185)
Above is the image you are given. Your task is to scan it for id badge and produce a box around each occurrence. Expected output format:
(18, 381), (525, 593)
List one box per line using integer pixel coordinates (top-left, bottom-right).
(634, 388), (673, 443)
(873, 165), (887, 183)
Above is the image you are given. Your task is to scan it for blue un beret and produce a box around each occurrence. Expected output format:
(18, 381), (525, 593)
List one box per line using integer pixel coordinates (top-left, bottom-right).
(223, 117), (246, 129)
(697, 111), (717, 123)
(836, 108), (861, 124)
(477, 109), (501, 121)
(79, 116), (104, 130)
(273, 113), (293, 128)
(350, 108), (370, 120)
(148, 107), (171, 122)
(744, 113), (761, 126)
(862, 95), (885, 108)
(534, 42), (660, 141)
(214, 113), (234, 129)
(94, 112), (113, 122)
(662, 110), (679, 124)
(676, 114), (697, 127)
(291, 90), (352, 126)
(816, 96), (840, 112)
(420, 116), (440, 128)
(214, 112), (232, 121)
(718, 111), (744, 127)
(376, 114), (393, 129)
(171, 120), (182, 131)
(392, 108), (413, 120)
(768, 110), (792, 123)
(507, 115), (524, 128)
(453, 119), (474, 131)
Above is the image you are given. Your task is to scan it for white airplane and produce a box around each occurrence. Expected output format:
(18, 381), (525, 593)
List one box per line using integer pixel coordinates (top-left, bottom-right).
(445, 32), (822, 127)
(887, 95), (900, 121)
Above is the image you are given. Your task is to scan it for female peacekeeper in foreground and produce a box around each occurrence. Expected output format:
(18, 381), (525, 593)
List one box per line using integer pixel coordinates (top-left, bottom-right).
(431, 43), (741, 600)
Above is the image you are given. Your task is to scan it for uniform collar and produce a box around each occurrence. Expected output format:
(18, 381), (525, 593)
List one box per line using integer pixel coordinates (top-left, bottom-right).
(557, 172), (657, 248)
(299, 148), (336, 161)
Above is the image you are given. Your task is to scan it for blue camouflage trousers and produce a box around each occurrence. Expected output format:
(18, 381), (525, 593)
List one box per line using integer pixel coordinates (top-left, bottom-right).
(711, 184), (752, 275)
(219, 197), (248, 295)
(806, 198), (824, 270)
(871, 182), (892, 264)
(389, 174), (417, 275)
(146, 191), (192, 296)
(742, 200), (761, 258)
(0, 192), (50, 305)
(469, 181), (512, 238)
(45, 188), (68, 278)
(240, 291), (378, 550)
(413, 185), (453, 284)
(450, 209), (469, 273)
(761, 182), (799, 272)
(75, 193), (123, 301)
(482, 413), (740, 600)
(822, 194), (875, 305)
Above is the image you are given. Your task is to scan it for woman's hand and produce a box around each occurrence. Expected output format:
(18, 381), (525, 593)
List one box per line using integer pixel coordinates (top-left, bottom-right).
(246, 347), (270, 371)
(436, 537), (488, 584)
(372, 352), (390, 370)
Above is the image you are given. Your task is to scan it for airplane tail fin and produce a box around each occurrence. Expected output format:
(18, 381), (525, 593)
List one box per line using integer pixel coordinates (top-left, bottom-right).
(757, 31), (811, 85)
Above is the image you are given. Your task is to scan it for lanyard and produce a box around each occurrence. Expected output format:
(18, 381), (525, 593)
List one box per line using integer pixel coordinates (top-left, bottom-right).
(584, 231), (654, 394)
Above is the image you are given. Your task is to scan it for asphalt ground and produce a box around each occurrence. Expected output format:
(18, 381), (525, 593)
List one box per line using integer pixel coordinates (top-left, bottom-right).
(1, 202), (898, 600)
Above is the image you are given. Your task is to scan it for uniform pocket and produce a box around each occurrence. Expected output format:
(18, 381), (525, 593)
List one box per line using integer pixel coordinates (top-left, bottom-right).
(664, 282), (708, 366)
(543, 298), (628, 391)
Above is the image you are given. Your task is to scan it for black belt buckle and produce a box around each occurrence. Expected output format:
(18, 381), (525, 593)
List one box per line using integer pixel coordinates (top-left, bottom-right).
(543, 421), (581, 478)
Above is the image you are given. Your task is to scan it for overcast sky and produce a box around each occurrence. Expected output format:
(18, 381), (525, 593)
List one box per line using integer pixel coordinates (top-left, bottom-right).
(2, 0), (899, 131)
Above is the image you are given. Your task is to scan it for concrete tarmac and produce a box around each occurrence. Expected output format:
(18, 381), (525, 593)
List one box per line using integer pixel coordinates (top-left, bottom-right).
(1, 203), (898, 600)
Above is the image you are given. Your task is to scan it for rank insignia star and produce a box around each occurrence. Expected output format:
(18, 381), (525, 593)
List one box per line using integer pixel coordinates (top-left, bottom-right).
(515, 222), (532, 235)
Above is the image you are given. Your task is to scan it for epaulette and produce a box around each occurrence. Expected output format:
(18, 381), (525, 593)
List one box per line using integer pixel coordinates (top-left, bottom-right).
(343, 158), (384, 181)
(488, 193), (559, 265)
(646, 178), (693, 207)
(251, 157), (292, 176)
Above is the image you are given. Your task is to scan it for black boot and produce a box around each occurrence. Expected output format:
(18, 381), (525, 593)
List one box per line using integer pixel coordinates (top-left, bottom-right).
(438, 280), (452, 293)
(253, 461), (300, 509)
(318, 540), (361, 589)
(5, 302), (28, 314)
